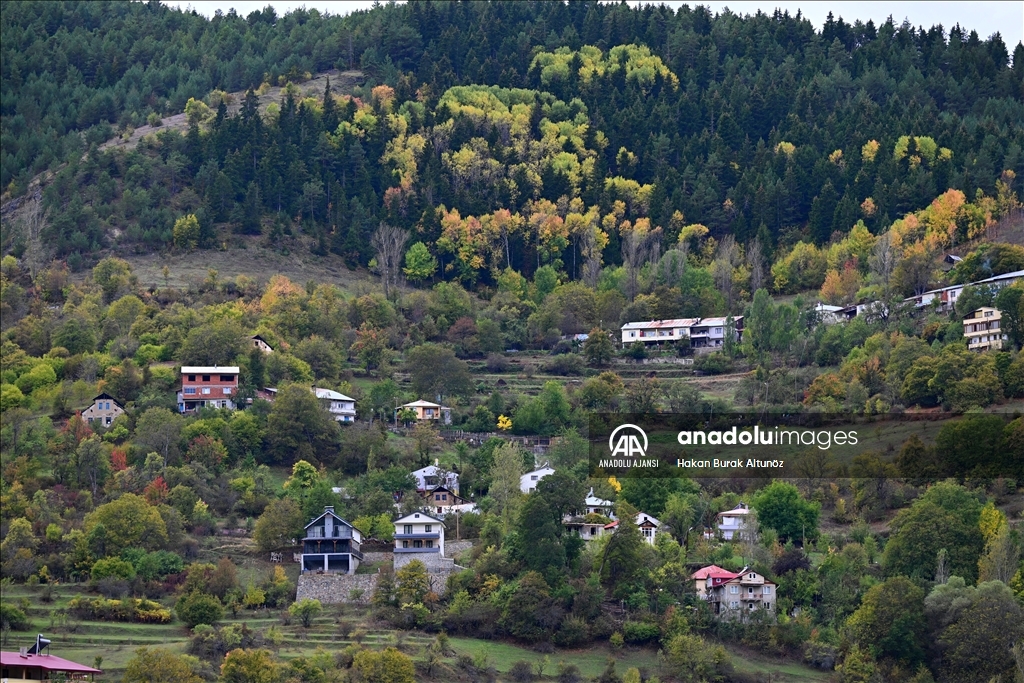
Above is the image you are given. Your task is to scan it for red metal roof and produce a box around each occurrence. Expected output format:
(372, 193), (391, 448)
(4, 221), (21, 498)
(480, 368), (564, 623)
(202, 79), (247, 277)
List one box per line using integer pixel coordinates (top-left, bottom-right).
(0, 651), (102, 673)
(691, 564), (739, 580)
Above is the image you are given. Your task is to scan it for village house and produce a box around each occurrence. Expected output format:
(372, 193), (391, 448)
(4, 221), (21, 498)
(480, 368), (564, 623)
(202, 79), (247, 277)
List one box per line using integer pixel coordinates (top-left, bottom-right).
(907, 269), (1024, 313)
(697, 566), (776, 618)
(621, 318), (699, 346)
(312, 387), (357, 423)
(717, 503), (752, 540)
(393, 511), (446, 564)
(963, 306), (1007, 351)
(585, 487), (616, 518)
(300, 506), (362, 575)
(564, 515), (609, 541)
(250, 334), (274, 354)
(520, 466), (555, 493)
(81, 392), (124, 427)
(401, 400), (452, 424)
(690, 316), (744, 351)
(600, 512), (661, 545)
(691, 565), (739, 600)
(411, 462), (459, 494)
(422, 485), (477, 516)
(2, 645), (102, 682)
(178, 366), (239, 412)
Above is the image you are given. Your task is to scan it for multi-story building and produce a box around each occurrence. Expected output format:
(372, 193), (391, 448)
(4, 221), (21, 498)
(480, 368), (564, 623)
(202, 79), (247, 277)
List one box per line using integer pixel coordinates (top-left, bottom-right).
(690, 316), (744, 351)
(621, 318), (699, 346)
(300, 506), (362, 574)
(422, 485), (477, 516)
(908, 269), (1024, 313)
(81, 392), (124, 427)
(313, 387), (357, 422)
(178, 366), (239, 412)
(699, 566), (776, 617)
(411, 463), (459, 494)
(716, 503), (752, 540)
(963, 306), (1007, 351)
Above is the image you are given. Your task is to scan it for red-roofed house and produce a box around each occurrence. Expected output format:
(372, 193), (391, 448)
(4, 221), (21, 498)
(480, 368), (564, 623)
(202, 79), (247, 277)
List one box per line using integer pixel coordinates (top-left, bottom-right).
(691, 564), (739, 599)
(1, 650), (102, 681)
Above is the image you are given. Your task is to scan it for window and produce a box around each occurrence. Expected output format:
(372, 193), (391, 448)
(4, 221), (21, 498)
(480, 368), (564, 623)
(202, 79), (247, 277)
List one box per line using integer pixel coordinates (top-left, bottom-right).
(749, 603), (756, 610)
(184, 387), (196, 395)
(425, 525), (432, 533)
(748, 573), (756, 579)
(223, 387), (232, 395)
(413, 540), (423, 548)
(435, 494), (441, 501)
(531, 475), (538, 480)
(402, 541), (409, 548)
(188, 374), (196, 381)
(220, 375), (234, 382)
(426, 540), (433, 548)
(763, 586), (771, 594)
(748, 587), (754, 594)
(404, 525), (412, 535)
(731, 601), (738, 608)
(442, 494), (447, 501)
(105, 417), (112, 425)
(202, 388), (211, 395)
(729, 586), (738, 594)
(202, 375), (211, 381)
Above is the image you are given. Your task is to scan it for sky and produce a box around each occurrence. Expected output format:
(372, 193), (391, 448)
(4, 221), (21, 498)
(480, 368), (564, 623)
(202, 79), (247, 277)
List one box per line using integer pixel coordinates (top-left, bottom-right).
(167, 1), (1024, 50)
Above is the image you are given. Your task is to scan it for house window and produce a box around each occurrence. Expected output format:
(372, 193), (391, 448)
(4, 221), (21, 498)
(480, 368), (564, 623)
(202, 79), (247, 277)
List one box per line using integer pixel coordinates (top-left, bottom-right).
(426, 540), (433, 548)
(748, 573), (756, 579)
(402, 541), (409, 548)
(413, 540), (423, 548)
(202, 375), (211, 381)
(762, 586), (771, 594)
(435, 494), (441, 501)
(184, 388), (196, 395)
(425, 525), (432, 533)
(731, 601), (738, 608)
(404, 525), (412, 535)
(224, 387), (232, 395)
(749, 603), (756, 610)
(531, 475), (538, 480)
(730, 586), (738, 594)
(442, 494), (447, 501)
(220, 375), (234, 382)
(188, 375), (196, 381)
(105, 417), (112, 425)
(748, 587), (754, 594)
(202, 388), (211, 394)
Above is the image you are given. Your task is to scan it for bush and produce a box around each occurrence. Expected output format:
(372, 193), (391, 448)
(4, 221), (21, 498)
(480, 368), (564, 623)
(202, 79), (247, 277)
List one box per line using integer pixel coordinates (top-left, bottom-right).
(509, 660), (535, 682)
(552, 614), (589, 647)
(0, 602), (30, 630)
(91, 557), (137, 582)
(695, 351), (734, 375)
(68, 597), (172, 623)
(543, 353), (585, 375)
(622, 620), (661, 644)
(486, 353), (509, 372)
(175, 591), (224, 628)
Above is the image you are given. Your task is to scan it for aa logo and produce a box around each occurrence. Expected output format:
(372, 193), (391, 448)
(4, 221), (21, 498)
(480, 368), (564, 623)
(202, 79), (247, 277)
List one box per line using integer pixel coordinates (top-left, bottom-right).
(609, 424), (648, 458)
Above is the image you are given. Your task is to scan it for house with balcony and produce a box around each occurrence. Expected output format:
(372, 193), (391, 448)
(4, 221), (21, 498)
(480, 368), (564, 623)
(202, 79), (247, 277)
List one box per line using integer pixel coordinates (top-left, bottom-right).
(178, 366), (239, 412)
(81, 392), (124, 427)
(699, 566), (776, 618)
(564, 514), (610, 542)
(401, 400), (451, 424)
(2, 650), (102, 682)
(716, 503), (752, 540)
(907, 269), (1024, 313)
(313, 387), (357, 422)
(393, 511), (456, 573)
(621, 318), (699, 346)
(520, 466), (555, 493)
(963, 307), (1007, 351)
(300, 506), (362, 574)
(690, 316), (743, 352)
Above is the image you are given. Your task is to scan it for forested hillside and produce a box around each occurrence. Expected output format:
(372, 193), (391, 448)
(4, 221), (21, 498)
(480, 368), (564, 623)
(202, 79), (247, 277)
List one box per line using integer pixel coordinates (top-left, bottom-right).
(2, 0), (1023, 282)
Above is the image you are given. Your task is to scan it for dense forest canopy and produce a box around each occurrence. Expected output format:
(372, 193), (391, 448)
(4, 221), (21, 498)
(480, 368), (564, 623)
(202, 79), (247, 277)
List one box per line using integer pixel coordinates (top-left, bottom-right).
(2, 0), (1023, 281)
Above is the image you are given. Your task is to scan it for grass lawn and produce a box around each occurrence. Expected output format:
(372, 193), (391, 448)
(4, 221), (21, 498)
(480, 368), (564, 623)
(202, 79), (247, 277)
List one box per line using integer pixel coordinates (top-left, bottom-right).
(447, 637), (655, 678)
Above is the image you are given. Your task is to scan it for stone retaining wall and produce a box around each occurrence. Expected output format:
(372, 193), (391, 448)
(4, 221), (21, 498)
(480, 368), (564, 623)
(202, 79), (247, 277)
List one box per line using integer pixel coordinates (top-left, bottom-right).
(361, 551), (393, 565)
(296, 573), (378, 605)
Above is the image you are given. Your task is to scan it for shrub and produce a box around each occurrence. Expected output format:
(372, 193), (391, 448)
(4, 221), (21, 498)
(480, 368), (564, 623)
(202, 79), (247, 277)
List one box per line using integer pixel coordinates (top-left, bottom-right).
(175, 591), (224, 628)
(622, 620), (661, 644)
(509, 660), (535, 682)
(0, 603), (30, 630)
(552, 614), (589, 647)
(68, 597), (172, 623)
(543, 354), (585, 375)
(91, 557), (137, 582)
(610, 631), (624, 649)
(694, 351), (734, 375)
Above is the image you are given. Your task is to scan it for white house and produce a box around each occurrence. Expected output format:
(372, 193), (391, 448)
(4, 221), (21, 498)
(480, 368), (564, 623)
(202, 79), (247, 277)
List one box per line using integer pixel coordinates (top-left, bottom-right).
(690, 316), (744, 350)
(520, 466), (555, 493)
(81, 393), (125, 427)
(963, 306), (1007, 352)
(585, 487), (616, 518)
(300, 506), (362, 574)
(636, 512), (660, 545)
(394, 511), (445, 558)
(717, 503), (752, 540)
(312, 387), (357, 423)
(814, 303), (846, 325)
(621, 318), (699, 346)
(250, 335), (274, 354)
(411, 463), (459, 494)
(908, 269), (1024, 313)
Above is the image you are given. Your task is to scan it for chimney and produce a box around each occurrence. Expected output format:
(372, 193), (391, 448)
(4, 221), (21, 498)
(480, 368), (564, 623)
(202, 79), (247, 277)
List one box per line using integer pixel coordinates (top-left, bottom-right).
(434, 458), (439, 466)
(19, 646), (28, 657)
(324, 506), (334, 513)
